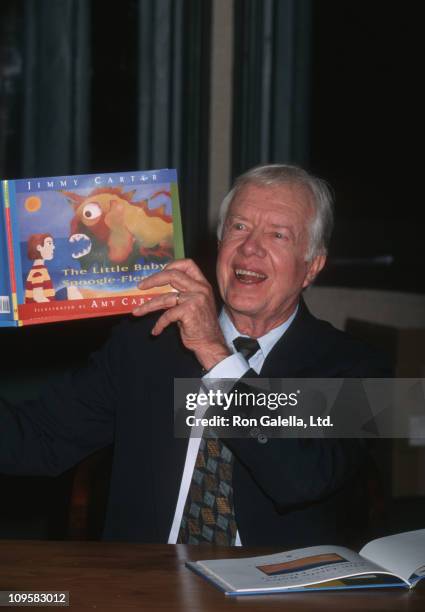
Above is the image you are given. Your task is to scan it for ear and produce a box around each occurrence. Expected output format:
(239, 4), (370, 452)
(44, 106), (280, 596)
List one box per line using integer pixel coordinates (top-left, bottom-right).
(302, 254), (326, 289)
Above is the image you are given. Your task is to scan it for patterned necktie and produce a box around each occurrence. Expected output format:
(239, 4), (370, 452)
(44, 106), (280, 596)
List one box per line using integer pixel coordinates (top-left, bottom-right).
(177, 337), (260, 545)
(177, 429), (237, 545)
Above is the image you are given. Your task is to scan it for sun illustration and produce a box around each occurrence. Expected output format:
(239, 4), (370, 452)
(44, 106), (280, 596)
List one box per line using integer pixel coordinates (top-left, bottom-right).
(24, 196), (42, 212)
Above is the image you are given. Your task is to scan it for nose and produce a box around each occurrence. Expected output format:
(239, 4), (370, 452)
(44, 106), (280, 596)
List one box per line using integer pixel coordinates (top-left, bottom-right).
(238, 230), (266, 258)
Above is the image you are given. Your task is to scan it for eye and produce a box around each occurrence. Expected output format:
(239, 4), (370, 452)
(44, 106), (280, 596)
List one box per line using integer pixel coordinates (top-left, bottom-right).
(234, 222), (245, 230)
(82, 202), (102, 220)
(273, 231), (289, 241)
(272, 230), (291, 242)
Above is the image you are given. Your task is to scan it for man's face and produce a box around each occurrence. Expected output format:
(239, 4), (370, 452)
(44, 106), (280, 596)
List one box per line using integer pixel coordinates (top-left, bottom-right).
(37, 237), (55, 261)
(216, 182), (326, 334)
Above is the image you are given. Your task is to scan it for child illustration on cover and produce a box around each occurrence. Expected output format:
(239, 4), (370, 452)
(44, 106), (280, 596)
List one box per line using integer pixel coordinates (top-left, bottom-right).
(24, 233), (81, 303)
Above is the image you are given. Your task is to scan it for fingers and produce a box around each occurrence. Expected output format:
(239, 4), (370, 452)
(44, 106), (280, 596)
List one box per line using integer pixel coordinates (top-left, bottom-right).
(133, 291), (185, 336)
(132, 292), (179, 317)
(163, 258), (207, 283)
(150, 306), (185, 335)
(138, 260), (210, 295)
(132, 259), (218, 344)
(138, 269), (191, 291)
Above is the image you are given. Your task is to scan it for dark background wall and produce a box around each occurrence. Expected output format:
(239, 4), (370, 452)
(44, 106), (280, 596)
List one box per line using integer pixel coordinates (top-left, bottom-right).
(309, 1), (423, 293)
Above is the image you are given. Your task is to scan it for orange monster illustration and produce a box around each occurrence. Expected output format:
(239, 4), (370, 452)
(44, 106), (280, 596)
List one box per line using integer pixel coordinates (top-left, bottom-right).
(63, 187), (174, 265)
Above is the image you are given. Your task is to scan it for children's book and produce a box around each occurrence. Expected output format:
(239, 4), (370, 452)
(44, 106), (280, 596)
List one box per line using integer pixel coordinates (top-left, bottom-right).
(0, 169), (184, 326)
(186, 529), (425, 595)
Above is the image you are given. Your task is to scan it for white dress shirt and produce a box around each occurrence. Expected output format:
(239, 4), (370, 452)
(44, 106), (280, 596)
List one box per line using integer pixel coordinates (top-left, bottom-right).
(167, 306), (298, 545)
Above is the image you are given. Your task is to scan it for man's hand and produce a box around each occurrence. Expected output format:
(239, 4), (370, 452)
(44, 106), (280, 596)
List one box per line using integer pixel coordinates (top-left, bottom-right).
(133, 259), (230, 371)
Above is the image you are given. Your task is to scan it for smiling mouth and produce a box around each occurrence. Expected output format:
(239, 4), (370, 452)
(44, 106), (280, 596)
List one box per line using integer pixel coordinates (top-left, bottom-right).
(234, 268), (267, 284)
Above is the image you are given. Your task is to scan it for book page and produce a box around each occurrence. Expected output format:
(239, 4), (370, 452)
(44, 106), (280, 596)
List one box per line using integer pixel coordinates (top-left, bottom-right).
(360, 529), (425, 583)
(195, 545), (399, 593)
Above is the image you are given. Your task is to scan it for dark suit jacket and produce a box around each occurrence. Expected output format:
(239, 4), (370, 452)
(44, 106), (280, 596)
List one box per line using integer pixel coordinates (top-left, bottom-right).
(0, 300), (390, 546)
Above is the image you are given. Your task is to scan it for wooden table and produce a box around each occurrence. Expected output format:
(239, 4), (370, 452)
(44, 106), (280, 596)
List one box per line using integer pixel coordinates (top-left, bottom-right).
(0, 540), (424, 610)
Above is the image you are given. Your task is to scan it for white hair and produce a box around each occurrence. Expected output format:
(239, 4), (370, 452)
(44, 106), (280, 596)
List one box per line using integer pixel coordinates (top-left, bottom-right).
(217, 164), (334, 260)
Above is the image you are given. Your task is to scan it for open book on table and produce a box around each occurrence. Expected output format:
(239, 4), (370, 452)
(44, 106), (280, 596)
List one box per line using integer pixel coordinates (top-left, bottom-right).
(187, 529), (425, 595)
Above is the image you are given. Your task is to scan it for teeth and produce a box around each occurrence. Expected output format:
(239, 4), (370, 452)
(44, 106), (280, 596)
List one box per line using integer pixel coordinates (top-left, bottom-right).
(235, 268), (266, 279)
(69, 234), (92, 258)
(70, 233), (90, 243)
(72, 245), (91, 259)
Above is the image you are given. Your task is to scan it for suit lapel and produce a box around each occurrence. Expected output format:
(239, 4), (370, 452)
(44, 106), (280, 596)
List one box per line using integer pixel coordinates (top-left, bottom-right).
(260, 298), (320, 377)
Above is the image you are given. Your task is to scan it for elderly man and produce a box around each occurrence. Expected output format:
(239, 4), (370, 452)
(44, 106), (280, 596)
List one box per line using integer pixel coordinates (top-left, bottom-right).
(0, 164), (389, 547)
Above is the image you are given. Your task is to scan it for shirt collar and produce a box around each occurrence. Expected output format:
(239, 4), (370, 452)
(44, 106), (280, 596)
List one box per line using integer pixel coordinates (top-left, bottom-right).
(219, 305), (299, 360)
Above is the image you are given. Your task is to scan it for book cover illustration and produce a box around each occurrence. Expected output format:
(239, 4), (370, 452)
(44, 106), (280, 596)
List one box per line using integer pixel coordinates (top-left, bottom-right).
(0, 168), (184, 326)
